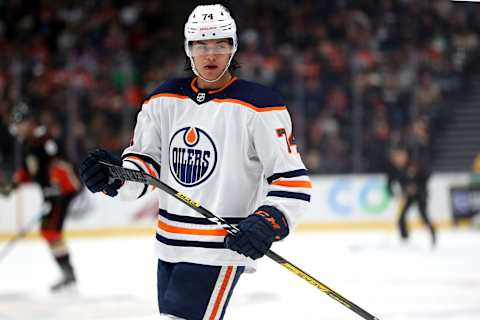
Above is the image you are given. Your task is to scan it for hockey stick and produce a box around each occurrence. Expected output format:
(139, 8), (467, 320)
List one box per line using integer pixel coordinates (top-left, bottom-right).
(100, 161), (380, 320)
(0, 204), (48, 263)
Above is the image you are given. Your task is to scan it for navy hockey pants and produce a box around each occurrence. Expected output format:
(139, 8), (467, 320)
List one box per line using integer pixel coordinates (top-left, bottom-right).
(157, 259), (245, 320)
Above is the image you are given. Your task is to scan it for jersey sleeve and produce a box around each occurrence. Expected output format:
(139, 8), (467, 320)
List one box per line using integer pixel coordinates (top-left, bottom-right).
(119, 100), (162, 201)
(251, 108), (311, 229)
(49, 160), (81, 195)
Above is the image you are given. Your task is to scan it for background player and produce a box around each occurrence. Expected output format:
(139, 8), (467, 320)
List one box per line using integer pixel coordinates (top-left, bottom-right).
(3, 101), (81, 291)
(79, 4), (311, 319)
(387, 145), (436, 247)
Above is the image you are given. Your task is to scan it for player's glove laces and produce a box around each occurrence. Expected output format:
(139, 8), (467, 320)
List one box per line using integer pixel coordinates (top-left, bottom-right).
(79, 149), (123, 197)
(224, 206), (289, 260)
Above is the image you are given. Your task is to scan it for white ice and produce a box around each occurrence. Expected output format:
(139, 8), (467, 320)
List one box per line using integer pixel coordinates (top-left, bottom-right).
(1, 229), (479, 320)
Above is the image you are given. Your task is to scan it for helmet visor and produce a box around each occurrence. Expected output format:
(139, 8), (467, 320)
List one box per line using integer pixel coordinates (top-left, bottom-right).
(189, 41), (234, 57)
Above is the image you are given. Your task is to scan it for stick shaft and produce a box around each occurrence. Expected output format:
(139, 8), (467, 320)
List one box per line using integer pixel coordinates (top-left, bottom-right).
(0, 210), (43, 262)
(101, 162), (380, 320)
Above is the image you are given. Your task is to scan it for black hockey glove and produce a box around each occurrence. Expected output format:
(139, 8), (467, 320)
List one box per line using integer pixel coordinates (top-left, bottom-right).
(79, 149), (123, 197)
(0, 183), (13, 197)
(224, 206), (289, 260)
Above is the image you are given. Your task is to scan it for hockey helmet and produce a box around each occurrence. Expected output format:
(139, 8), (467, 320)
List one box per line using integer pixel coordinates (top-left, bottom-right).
(10, 101), (33, 124)
(184, 4), (238, 58)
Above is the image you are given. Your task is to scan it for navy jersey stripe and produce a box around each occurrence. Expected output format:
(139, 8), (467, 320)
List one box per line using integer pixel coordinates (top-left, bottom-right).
(123, 159), (148, 198)
(218, 79), (286, 109)
(267, 191), (311, 202)
(156, 233), (226, 249)
(266, 169), (309, 184)
(122, 152), (161, 175)
(145, 78), (189, 100)
(145, 77), (287, 110)
(159, 209), (243, 225)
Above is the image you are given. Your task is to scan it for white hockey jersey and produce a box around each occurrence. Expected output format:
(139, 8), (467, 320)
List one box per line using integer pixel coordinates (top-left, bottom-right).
(120, 76), (311, 270)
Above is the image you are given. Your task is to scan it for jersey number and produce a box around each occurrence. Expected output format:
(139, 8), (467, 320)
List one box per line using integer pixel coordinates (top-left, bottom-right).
(276, 128), (297, 154)
(202, 14), (213, 20)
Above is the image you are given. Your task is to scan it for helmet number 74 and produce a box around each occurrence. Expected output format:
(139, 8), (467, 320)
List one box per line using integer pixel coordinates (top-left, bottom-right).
(276, 128), (297, 154)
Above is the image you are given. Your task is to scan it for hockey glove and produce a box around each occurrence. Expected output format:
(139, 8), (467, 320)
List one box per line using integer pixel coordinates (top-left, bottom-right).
(0, 183), (13, 197)
(224, 206), (289, 260)
(79, 149), (123, 197)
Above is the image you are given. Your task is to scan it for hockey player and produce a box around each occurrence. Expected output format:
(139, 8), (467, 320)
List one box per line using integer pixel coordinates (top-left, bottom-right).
(80, 4), (311, 319)
(7, 102), (81, 291)
(387, 146), (436, 247)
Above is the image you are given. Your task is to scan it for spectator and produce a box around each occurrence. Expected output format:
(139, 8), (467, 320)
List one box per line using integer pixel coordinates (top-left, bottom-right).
(0, 1), (477, 174)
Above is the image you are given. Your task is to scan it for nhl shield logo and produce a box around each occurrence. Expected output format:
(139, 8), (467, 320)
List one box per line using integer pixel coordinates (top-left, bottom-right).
(196, 92), (206, 103)
(169, 127), (217, 187)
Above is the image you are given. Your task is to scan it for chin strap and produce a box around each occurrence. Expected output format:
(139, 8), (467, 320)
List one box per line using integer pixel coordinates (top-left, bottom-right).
(190, 52), (236, 83)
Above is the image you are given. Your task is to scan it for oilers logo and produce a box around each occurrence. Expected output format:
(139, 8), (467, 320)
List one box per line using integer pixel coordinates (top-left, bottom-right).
(169, 127), (217, 187)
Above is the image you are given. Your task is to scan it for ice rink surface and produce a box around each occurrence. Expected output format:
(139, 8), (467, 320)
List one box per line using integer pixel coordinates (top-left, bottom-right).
(1, 229), (479, 320)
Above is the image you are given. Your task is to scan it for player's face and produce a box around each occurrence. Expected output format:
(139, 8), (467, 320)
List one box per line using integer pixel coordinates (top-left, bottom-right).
(14, 120), (34, 139)
(190, 39), (233, 81)
(391, 149), (408, 168)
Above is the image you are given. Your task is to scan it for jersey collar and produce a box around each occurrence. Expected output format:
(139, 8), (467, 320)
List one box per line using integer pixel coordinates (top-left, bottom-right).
(189, 76), (237, 104)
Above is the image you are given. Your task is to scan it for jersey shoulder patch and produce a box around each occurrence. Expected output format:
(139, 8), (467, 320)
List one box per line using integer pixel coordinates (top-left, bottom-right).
(223, 79), (286, 109)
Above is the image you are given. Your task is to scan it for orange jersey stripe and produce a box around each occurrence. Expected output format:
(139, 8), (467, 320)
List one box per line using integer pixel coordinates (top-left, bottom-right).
(125, 156), (158, 178)
(212, 98), (287, 112)
(157, 220), (228, 237)
(143, 91), (286, 113)
(271, 180), (312, 188)
(190, 77), (199, 93)
(209, 266), (233, 320)
(190, 76), (237, 94)
(208, 76), (237, 94)
(125, 155), (158, 191)
(143, 93), (189, 104)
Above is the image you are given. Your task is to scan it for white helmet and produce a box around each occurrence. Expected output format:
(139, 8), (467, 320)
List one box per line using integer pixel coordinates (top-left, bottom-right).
(184, 4), (238, 82)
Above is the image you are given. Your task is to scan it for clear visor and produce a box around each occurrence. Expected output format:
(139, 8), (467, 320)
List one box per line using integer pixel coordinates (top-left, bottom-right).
(189, 41), (234, 57)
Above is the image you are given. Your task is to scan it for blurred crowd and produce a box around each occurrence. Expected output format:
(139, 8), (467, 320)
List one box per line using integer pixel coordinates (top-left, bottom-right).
(0, 0), (479, 175)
